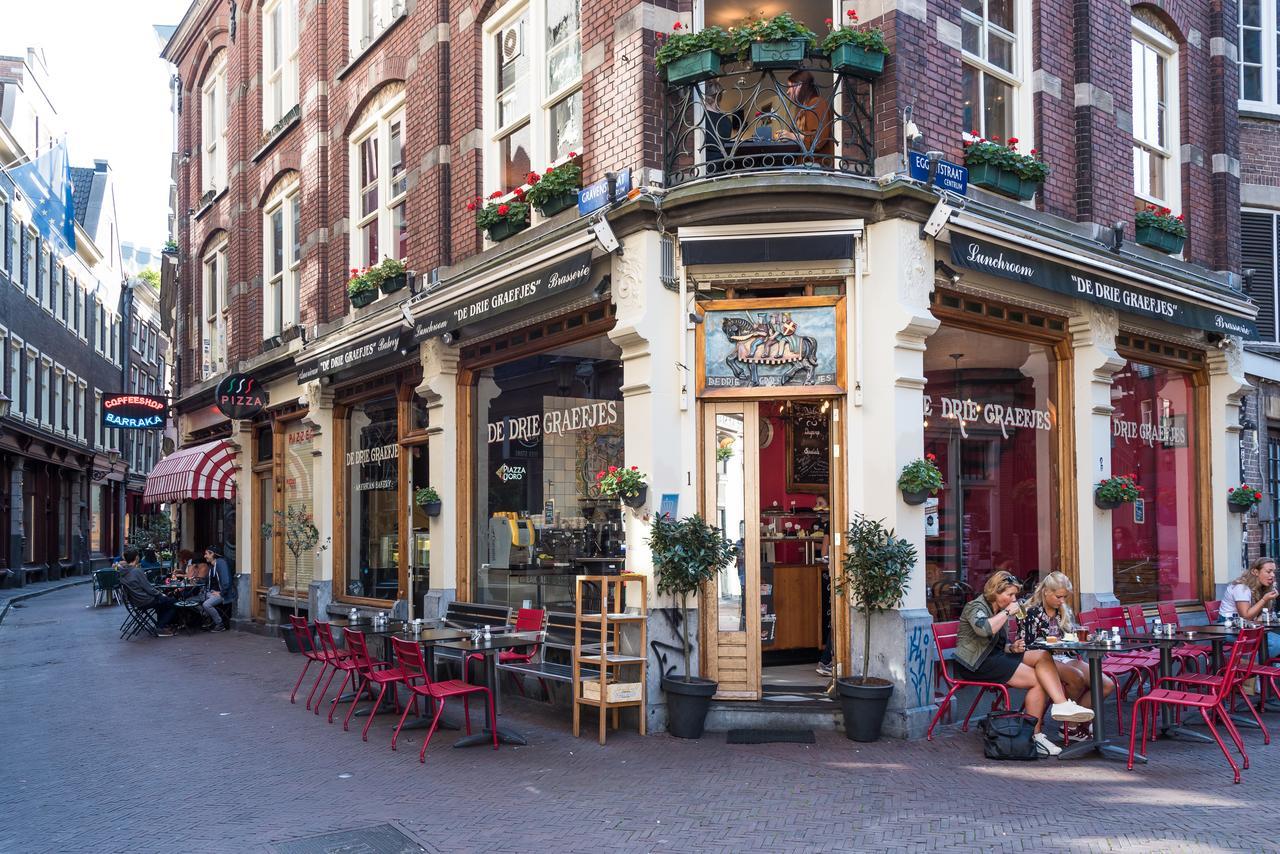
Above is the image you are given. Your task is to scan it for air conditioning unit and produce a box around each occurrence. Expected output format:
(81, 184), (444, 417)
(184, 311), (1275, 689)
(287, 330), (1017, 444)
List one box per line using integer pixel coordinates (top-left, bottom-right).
(501, 24), (522, 62)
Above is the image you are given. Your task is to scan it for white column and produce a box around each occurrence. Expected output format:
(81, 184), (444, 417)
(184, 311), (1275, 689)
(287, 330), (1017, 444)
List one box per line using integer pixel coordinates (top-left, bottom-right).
(416, 338), (462, 618)
(1207, 345), (1251, 591)
(300, 379), (337, 617)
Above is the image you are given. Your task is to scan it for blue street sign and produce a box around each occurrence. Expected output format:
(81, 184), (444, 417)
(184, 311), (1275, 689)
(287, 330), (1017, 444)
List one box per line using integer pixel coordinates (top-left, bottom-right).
(578, 167), (632, 216)
(908, 151), (968, 195)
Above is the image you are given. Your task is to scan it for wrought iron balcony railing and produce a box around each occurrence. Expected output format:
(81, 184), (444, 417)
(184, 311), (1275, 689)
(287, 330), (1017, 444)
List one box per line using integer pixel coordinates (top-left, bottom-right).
(663, 56), (875, 188)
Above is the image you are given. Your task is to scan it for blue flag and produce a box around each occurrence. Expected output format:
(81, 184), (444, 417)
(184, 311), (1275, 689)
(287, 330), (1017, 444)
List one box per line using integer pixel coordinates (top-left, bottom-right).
(8, 139), (77, 254)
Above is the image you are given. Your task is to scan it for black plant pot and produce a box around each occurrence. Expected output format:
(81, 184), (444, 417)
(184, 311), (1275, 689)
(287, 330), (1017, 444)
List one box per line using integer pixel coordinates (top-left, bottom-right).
(663, 676), (717, 739)
(901, 488), (929, 506)
(1094, 494), (1122, 511)
(379, 272), (407, 293)
(837, 677), (894, 742)
(280, 624), (302, 653)
(1229, 501), (1250, 514)
(423, 500), (442, 517)
(621, 484), (648, 509)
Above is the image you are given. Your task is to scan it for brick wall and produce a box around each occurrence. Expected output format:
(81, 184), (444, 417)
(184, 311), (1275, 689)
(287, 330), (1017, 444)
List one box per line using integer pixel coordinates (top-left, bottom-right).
(1241, 117), (1280, 193)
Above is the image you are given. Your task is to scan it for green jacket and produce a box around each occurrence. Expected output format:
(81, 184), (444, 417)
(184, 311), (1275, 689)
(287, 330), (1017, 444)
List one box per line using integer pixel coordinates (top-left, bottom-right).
(955, 596), (1008, 671)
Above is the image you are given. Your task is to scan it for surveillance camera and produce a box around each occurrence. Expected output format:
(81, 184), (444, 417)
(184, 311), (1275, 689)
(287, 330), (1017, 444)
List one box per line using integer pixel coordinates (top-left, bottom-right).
(442, 331), (457, 346)
(905, 121), (923, 143)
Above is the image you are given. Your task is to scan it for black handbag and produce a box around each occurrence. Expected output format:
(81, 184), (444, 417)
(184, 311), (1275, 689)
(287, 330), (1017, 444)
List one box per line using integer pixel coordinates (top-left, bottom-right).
(978, 712), (1039, 760)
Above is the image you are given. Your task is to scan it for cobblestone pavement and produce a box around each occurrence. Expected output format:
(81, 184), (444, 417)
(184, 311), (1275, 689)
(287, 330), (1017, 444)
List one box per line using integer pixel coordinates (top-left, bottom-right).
(0, 587), (1272, 854)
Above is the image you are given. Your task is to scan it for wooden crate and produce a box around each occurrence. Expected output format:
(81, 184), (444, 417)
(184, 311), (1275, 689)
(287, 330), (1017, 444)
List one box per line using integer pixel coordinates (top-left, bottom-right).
(581, 679), (643, 703)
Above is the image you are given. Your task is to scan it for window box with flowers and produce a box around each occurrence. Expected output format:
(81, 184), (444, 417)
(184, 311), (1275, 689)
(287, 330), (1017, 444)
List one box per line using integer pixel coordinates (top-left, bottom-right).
(1228, 484), (1263, 514)
(470, 190), (531, 242)
(347, 267), (378, 308)
(524, 159), (582, 218)
(656, 22), (731, 86)
(1094, 474), (1141, 510)
(597, 465), (648, 509)
(375, 256), (408, 293)
(898, 455), (943, 505)
(1134, 205), (1186, 255)
(821, 9), (888, 78)
(962, 136), (1047, 201)
(733, 13), (817, 70)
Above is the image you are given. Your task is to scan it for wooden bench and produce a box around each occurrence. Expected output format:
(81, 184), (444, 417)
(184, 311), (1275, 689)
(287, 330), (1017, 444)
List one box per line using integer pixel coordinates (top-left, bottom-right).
(434, 602), (515, 673)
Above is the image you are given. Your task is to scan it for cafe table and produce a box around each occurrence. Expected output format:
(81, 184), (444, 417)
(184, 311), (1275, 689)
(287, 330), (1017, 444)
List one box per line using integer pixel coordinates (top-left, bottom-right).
(1034, 638), (1151, 762)
(1119, 630), (1215, 744)
(436, 631), (543, 748)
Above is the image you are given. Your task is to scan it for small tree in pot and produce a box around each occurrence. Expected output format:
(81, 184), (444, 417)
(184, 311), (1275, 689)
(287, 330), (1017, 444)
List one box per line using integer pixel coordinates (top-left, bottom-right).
(647, 513), (737, 739)
(834, 513), (917, 741)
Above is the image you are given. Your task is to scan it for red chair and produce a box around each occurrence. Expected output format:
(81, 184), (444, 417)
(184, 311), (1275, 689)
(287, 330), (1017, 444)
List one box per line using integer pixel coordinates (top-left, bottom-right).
(1078, 614), (1146, 734)
(1204, 600), (1221, 622)
(1128, 628), (1263, 783)
(341, 628), (409, 740)
(319, 627), (365, 723)
(1156, 603), (1210, 673)
(926, 621), (1012, 741)
(307, 621), (353, 715)
(288, 616), (321, 705)
(1161, 628), (1270, 745)
(390, 636), (497, 761)
(466, 607), (548, 697)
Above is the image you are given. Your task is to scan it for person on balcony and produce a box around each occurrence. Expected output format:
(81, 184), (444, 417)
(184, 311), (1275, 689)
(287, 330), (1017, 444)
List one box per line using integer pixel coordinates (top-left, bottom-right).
(775, 70), (834, 160)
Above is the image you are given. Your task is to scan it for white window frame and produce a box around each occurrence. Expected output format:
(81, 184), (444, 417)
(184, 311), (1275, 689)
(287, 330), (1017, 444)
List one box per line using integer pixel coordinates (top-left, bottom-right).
(263, 181), (301, 336)
(93, 388), (103, 449)
(482, 0), (583, 197)
(39, 356), (52, 428)
(0, 189), (8, 277)
(348, 0), (406, 61)
(1131, 16), (1181, 214)
(203, 241), (229, 378)
(7, 337), (19, 418)
(262, 0), (299, 130)
(1240, 0), (1280, 112)
(23, 345), (37, 422)
(201, 54), (228, 194)
(958, 0), (1034, 148)
(348, 94), (407, 273)
(7, 212), (19, 286)
(23, 226), (36, 296)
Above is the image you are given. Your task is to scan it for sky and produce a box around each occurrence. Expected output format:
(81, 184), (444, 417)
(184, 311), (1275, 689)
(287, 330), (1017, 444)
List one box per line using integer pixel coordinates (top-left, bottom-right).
(3, 0), (188, 251)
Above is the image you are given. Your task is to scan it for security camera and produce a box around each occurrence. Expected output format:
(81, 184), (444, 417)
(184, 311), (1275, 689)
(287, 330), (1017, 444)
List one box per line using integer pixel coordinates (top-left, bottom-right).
(905, 121), (924, 144)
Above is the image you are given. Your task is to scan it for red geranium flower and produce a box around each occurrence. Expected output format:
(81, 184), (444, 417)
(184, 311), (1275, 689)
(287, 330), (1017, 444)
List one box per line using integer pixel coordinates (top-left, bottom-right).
(489, 190), (503, 199)
(1230, 487), (1236, 493)
(609, 466), (618, 473)
(568, 151), (577, 158)
(673, 21), (682, 30)
(847, 9), (857, 18)
(497, 204), (510, 216)
(526, 172), (540, 184)
(656, 32), (665, 41)
(631, 465), (638, 471)
(1256, 492), (1263, 500)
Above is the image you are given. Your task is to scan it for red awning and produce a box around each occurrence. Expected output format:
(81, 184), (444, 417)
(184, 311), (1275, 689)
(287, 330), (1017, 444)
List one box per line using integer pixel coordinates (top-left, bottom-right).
(143, 439), (237, 505)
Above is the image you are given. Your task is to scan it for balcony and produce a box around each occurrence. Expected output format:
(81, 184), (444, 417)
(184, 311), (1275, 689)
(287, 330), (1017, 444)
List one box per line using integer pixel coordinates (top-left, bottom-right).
(663, 56), (875, 188)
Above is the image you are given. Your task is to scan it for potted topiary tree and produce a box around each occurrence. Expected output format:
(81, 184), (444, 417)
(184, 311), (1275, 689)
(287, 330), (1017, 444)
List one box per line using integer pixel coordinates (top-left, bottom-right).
(414, 486), (442, 517)
(262, 506), (330, 652)
(834, 513), (917, 742)
(648, 513), (737, 738)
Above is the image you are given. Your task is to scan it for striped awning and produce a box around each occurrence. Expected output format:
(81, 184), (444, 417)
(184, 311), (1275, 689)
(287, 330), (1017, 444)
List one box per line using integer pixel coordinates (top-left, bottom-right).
(142, 439), (237, 505)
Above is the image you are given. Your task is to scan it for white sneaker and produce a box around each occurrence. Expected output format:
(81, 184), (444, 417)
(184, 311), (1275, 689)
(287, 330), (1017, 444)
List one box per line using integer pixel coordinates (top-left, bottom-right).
(1033, 732), (1062, 757)
(1050, 700), (1095, 723)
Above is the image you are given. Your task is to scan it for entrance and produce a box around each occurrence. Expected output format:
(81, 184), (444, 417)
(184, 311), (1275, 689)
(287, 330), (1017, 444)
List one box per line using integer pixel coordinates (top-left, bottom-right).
(701, 398), (840, 699)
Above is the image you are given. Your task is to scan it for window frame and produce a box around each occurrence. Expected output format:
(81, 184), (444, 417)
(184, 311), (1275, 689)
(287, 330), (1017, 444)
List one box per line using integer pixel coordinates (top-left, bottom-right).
(262, 0), (300, 130)
(1131, 16), (1181, 214)
(348, 0), (407, 61)
(0, 189), (8, 277)
(348, 94), (407, 274)
(1239, 0), (1280, 112)
(23, 225), (36, 296)
(201, 54), (228, 194)
(263, 180), (301, 336)
(957, 0), (1034, 148)
(202, 241), (230, 379)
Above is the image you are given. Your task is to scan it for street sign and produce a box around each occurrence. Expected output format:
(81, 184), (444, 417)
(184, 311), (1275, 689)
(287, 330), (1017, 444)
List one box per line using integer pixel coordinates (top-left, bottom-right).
(578, 167), (631, 216)
(908, 151), (968, 195)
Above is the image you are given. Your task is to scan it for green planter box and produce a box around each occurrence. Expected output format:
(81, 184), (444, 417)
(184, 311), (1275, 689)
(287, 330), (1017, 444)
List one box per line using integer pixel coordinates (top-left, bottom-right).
(535, 190), (579, 218)
(379, 272), (407, 294)
(486, 218), (529, 242)
(665, 49), (722, 85)
(1016, 178), (1041, 201)
(968, 162), (1040, 200)
(750, 38), (809, 69)
(1135, 224), (1186, 254)
(349, 289), (377, 308)
(829, 43), (885, 77)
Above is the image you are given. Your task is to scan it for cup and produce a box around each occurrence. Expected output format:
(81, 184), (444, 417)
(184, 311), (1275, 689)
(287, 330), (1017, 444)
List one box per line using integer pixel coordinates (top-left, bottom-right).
(1076, 629), (1089, 642)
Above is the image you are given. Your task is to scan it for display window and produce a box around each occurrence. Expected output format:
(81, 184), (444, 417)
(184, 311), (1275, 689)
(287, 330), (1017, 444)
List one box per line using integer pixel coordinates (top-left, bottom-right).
(345, 394), (400, 601)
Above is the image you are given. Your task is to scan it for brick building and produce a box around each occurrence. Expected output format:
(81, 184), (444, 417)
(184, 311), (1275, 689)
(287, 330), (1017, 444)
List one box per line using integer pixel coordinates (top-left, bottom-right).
(158, 1), (1259, 737)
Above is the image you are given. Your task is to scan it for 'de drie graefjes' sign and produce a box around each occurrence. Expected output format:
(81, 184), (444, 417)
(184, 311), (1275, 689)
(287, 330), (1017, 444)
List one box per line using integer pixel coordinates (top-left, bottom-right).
(103, 393), (167, 429)
(950, 234), (1259, 339)
(215, 373), (268, 419)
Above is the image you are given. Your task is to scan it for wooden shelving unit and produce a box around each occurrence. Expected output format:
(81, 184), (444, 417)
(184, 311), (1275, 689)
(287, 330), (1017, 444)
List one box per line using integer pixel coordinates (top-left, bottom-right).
(573, 573), (647, 745)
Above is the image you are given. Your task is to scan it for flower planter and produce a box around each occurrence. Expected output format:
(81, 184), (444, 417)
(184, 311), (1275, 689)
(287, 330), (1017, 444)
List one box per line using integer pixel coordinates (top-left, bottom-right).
(665, 48), (722, 85)
(379, 272), (407, 294)
(422, 500), (442, 517)
(535, 190), (579, 218)
(829, 43), (885, 77)
(349, 289), (377, 308)
(1135, 224), (1185, 255)
(621, 484), (649, 509)
(1016, 178), (1041, 201)
(901, 488), (929, 506)
(485, 218), (530, 242)
(837, 677), (894, 742)
(1094, 494), (1123, 511)
(968, 162), (1039, 200)
(1229, 501), (1251, 514)
(750, 38), (809, 69)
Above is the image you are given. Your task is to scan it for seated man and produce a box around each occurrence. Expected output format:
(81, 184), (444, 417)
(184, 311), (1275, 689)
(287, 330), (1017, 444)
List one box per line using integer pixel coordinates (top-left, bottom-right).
(202, 546), (236, 632)
(117, 548), (178, 637)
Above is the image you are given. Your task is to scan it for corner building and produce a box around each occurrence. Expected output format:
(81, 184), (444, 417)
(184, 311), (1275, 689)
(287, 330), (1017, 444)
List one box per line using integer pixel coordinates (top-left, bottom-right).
(161, 0), (1258, 737)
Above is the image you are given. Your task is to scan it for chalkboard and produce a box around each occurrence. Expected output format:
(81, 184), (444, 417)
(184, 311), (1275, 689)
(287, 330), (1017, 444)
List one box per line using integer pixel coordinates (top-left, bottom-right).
(786, 404), (830, 493)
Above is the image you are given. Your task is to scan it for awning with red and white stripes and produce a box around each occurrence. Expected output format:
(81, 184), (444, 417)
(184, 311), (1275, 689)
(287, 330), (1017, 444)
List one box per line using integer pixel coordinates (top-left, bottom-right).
(142, 439), (237, 505)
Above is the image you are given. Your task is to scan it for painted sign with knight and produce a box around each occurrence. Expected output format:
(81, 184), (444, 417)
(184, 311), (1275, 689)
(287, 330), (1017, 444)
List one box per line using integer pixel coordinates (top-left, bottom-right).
(698, 298), (844, 397)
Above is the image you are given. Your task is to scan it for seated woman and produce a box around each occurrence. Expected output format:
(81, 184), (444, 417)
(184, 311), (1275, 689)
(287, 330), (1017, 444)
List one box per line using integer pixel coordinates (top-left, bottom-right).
(1220, 557), (1280, 659)
(1023, 571), (1114, 735)
(956, 572), (1094, 757)
(774, 70), (835, 160)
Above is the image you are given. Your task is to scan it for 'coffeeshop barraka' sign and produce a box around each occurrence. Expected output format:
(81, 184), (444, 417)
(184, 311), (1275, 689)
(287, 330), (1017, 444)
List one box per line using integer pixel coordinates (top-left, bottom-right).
(102, 393), (167, 429)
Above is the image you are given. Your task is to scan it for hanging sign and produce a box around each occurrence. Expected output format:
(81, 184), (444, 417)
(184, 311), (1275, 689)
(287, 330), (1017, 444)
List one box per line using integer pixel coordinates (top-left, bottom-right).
(297, 330), (409, 383)
(215, 373), (267, 419)
(102, 393), (167, 429)
(908, 151), (968, 195)
(949, 234), (1258, 338)
(415, 250), (594, 341)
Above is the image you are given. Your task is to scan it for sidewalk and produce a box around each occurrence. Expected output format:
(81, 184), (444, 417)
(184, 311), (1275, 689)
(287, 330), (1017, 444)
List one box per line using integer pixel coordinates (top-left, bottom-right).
(0, 573), (93, 626)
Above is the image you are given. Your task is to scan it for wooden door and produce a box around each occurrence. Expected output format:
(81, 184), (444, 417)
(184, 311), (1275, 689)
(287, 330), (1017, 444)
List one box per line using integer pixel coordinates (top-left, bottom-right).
(701, 401), (761, 699)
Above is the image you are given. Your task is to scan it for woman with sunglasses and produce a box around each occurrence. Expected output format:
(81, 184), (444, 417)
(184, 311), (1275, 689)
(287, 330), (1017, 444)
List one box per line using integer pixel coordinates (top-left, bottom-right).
(955, 571), (1094, 757)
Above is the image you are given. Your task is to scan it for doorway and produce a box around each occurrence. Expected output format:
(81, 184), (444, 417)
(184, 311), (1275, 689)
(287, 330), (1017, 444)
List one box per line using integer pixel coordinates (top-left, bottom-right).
(701, 398), (839, 699)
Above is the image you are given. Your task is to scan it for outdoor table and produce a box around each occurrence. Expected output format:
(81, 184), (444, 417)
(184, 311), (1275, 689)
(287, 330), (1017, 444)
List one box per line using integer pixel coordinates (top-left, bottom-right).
(437, 631), (542, 748)
(1142, 625), (1263, 731)
(1119, 631), (1215, 744)
(1033, 639), (1151, 762)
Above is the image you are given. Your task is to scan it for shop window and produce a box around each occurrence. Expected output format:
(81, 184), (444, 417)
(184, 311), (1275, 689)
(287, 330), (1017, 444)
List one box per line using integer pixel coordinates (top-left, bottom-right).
(923, 323), (1060, 621)
(1132, 12), (1180, 214)
(471, 337), (624, 609)
(89, 484), (102, 554)
(348, 90), (406, 273)
(285, 422), (317, 593)
(345, 396), (400, 601)
(1240, 0), (1280, 109)
(1110, 361), (1199, 603)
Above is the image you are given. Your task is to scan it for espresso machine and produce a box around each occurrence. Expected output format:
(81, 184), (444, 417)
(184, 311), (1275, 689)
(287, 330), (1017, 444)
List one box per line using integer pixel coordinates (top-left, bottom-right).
(488, 511), (535, 568)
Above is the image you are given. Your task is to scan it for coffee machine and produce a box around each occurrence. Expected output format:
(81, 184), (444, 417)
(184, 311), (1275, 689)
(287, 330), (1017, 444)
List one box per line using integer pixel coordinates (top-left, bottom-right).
(488, 511), (535, 569)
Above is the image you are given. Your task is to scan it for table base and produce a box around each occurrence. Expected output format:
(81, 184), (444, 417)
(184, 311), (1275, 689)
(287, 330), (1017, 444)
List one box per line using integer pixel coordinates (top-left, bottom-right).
(454, 725), (527, 748)
(1059, 740), (1143, 763)
(1159, 724), (1215, 744)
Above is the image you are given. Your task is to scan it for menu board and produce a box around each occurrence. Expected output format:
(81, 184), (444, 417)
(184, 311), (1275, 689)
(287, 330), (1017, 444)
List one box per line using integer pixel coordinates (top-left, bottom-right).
(786, 404), (830, 493)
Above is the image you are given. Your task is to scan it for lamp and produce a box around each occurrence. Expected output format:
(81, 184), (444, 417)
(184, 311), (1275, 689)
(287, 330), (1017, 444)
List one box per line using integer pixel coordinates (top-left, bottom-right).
(935, 261), (962, 285)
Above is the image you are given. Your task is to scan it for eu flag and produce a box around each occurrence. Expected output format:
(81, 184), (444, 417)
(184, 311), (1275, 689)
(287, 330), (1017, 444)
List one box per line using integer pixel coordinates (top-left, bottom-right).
(9, 139), (77, 254)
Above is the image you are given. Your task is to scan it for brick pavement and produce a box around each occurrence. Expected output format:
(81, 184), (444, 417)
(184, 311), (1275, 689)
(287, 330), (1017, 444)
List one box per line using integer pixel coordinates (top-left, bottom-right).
(0, 587), (1271, 854)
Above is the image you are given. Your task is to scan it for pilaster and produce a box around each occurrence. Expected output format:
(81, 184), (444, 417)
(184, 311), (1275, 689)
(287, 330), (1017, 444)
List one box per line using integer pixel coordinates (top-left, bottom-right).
(1206, 345), (1251, 590)
(416, 338), (462, 617)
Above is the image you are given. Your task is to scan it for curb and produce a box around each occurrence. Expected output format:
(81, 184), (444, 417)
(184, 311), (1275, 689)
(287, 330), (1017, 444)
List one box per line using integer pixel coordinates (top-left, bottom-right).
(0, 577), (94, 627)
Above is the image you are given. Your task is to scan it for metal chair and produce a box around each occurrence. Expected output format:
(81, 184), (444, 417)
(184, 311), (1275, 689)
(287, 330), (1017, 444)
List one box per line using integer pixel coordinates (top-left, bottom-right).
(925, 621), (1012, 740)
(341, 628), (408, 740)
(391, 636), (497, 761)
(92, 568), (120, 607)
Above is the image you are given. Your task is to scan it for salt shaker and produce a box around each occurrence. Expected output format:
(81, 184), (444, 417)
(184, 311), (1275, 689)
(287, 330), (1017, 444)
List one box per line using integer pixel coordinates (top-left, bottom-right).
(349, 607), (358, 623)
(483, 624), (492, 642)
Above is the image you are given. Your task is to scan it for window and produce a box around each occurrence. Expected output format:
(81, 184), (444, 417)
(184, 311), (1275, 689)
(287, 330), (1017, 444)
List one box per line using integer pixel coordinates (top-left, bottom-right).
(130, 365), (139, 393)
(262, 0), (299, 129)
(52, 367), (64, 432)
(349, 93), (407, 271)
(0, 190), (8, 276)
(94, 389), (103, 449)
(40, 359), (51, 427)
(201, 54), (228, 194)
(960, 0), (1028, 144)
(5, 340), (17, 418)
(111, 316), (120, 366)
(263, 182), (300, 336)
(286, 423), (316, 593)
(24, 228), (36, 295)
(1240, 0), (1280, 108)
(60, 266), (69, 325)
(203, 242), (229, 378)
(1242, 210), (1280, 341)
(77, 383), (86, 442)
(349, 0), (406, 59)
(148, 327), (157, 363)
(23, 348), (35, 419)
(8, 215), (19, 284)
(132, 317), (141, 353)
(485, 1), (582, 192)
(345, 396), (399, 601)
(1132, 13), (1180, 212)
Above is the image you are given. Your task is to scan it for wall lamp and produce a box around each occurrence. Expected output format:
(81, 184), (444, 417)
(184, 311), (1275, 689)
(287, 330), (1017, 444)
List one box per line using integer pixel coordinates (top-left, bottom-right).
(442, 331), (459, 346)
